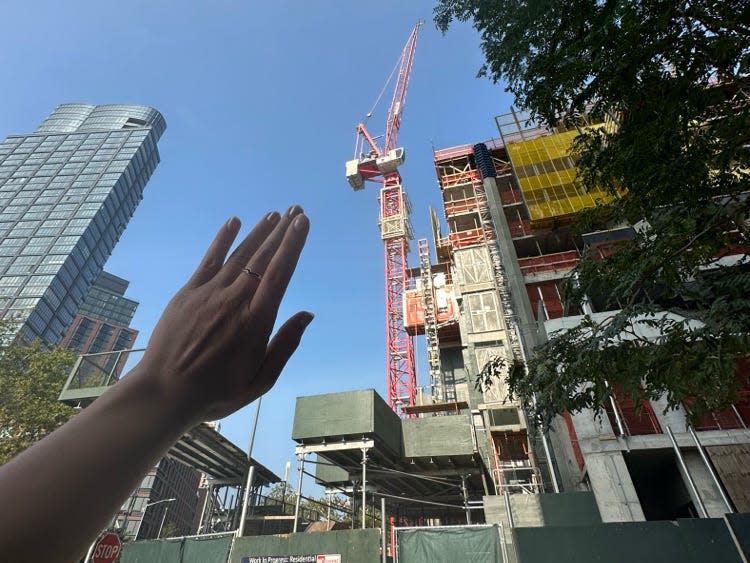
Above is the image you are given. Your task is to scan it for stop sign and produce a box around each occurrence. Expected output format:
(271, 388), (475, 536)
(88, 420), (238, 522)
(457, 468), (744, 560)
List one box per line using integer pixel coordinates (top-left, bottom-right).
(92, 532), (122, 563)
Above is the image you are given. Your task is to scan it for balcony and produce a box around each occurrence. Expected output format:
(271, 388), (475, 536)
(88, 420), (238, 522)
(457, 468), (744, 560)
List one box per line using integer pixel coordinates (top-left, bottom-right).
(518, 250), (580, 276)
(438, 168), (480, 190)
(444, 197), (480, 216)
(449, 228), (486, 249)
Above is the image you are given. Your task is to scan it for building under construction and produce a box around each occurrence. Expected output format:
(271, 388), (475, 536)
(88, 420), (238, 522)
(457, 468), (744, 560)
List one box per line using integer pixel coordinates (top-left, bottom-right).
(65, 25), (749, 563)
(285, 109), (750, 562)
(62, 104), (750, 562)
(423, 108), (750, 519)
(60, 109), (750, 563)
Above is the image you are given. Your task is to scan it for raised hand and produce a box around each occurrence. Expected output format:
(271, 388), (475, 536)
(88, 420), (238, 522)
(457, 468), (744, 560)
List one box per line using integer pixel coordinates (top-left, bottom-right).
(140, 205), (312, 423)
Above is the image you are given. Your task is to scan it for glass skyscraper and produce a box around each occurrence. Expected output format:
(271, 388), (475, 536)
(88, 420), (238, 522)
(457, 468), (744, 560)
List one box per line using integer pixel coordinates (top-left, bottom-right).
(75, 270), (138, 328)
(0, 103), (166, 343)
(61, 270), (139, 356)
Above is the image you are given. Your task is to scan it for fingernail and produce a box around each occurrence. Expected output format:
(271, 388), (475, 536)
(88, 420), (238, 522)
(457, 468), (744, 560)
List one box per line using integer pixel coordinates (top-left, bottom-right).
(267, 211), (280, 223)
(300, 312), (314, 329)
(288, 205), (303, 217)
(293, 214), (309, 232)
(226, 216), (240, 231)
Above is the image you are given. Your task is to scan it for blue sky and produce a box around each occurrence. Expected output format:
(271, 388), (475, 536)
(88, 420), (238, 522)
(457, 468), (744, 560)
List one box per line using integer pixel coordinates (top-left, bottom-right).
(0, 1), (512, 486)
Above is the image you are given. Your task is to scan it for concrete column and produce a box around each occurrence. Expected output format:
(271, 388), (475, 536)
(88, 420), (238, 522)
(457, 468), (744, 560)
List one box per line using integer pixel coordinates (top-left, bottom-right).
(572, 407), (614, 441)
(585, 451), (645, 522)
(481, 177), (538, 355)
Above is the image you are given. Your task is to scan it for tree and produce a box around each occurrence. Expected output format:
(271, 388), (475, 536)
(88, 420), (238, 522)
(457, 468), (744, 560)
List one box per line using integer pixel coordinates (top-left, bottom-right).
(436, 1), (750, 424)
(0, 332), (77, 464)
(265, 483), (350, 523)
(159, 520), (179, 539)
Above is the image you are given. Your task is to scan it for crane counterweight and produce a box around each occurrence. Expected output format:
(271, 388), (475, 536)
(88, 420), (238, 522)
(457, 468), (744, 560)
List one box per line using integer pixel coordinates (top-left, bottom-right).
(346, 148), (406, 191)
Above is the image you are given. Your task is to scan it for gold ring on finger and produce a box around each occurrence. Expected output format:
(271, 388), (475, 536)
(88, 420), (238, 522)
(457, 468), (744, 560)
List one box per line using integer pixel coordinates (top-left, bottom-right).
(243, 268), (263, 281)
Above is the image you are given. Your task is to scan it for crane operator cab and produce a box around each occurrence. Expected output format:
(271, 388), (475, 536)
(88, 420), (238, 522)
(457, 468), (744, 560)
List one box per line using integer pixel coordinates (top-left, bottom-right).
(346, 147), (406, 191)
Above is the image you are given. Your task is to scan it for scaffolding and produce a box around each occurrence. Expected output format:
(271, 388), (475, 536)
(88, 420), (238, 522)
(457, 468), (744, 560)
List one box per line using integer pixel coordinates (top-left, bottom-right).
(496, 109), (615, 226)
(505, 129), (614, 224)
(418, 238), (448, 403)
(431, 145), (552, 501)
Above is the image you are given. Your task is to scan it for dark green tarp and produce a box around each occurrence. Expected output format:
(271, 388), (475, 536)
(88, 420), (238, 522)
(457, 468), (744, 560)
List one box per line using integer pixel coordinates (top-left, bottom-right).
(726, 513), (750, 559)
(514, 519), (743, 563)
(398, 526), (502, 563)
(231, 529), (381, 563)
(121, 539), (182, 563)
(183, 535), (234, 563)
(121, 534), (233, 563)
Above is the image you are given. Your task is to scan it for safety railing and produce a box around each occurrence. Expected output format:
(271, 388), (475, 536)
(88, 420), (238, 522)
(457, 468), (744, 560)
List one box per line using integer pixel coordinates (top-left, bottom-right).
(518, 250), (580, 276)
(492, 463), (543, 495)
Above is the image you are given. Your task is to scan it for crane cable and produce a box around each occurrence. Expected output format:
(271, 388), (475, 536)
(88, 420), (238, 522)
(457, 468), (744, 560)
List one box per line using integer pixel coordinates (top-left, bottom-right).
(363, 52), (403, 126)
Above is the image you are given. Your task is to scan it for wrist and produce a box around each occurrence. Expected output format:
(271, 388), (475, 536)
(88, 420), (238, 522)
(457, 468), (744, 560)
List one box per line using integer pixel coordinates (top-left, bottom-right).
(112, 362), (199, 438)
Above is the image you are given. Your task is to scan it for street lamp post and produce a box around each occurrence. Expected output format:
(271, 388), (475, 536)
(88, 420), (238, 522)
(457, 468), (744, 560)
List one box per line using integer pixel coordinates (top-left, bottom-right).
(134, 497), (176, 540)
(157, 500), (176, 538)
(237, 397), (262, 537)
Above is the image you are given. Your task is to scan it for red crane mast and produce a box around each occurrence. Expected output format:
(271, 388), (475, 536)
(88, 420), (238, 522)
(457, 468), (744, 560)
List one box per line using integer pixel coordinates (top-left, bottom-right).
(345, 21), (422, 417)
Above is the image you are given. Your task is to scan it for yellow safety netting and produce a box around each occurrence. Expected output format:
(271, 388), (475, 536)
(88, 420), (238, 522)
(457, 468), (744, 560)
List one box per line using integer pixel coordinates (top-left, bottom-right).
(506, 129), (614, 224)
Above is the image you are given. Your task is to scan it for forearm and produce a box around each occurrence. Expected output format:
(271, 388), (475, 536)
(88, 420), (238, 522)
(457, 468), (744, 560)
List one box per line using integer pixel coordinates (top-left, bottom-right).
(0, 209), (311, 562)
(0, 363), (194, 563)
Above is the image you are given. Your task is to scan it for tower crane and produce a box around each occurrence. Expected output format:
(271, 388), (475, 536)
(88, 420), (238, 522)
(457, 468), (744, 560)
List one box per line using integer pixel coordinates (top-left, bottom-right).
(345, 21), (422, 417)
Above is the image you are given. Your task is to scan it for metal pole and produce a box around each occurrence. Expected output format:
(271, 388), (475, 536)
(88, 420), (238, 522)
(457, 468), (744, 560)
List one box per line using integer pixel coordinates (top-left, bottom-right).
(688, 425), (734, 514)
(498, 524), (509, 563)
(730, 405), (747, 429)
(281, 460), (291, 513)
(133, 497), (175, 541)
(133, 507), (146, 542)
(531, 399), (560, 493)
(606, 384), (626, 438)
(381, 497), (387, 563)
(724, 515), (750, 563)
(82, 538), (97, 563)
(237, 468), (255, 536)
(197, 484), (212, 534)
(157, 504), (171, 538)
(351, 486), (357, 529)
(292, 453), (305, 533)
(504, 490), (517, 563)
(460, 475), (471, 524)
(238, 397), (262, 536)
(361, 447), (368, 529)
(666, 425), (708, 518)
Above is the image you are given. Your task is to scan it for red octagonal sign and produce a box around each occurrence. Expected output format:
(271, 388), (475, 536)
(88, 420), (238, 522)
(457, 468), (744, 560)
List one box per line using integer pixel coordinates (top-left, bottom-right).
(92, 532), (122, 563)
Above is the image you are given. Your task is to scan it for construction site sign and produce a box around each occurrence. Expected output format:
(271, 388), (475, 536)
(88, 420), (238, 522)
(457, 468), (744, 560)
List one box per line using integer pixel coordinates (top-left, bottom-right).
(241, 555), (341, 563)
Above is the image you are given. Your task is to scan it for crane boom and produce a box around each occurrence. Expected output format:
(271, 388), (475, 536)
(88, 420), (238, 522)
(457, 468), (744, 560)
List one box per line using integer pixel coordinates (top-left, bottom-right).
(344, 21), (422, 417)
(384, 21), (421, 154)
